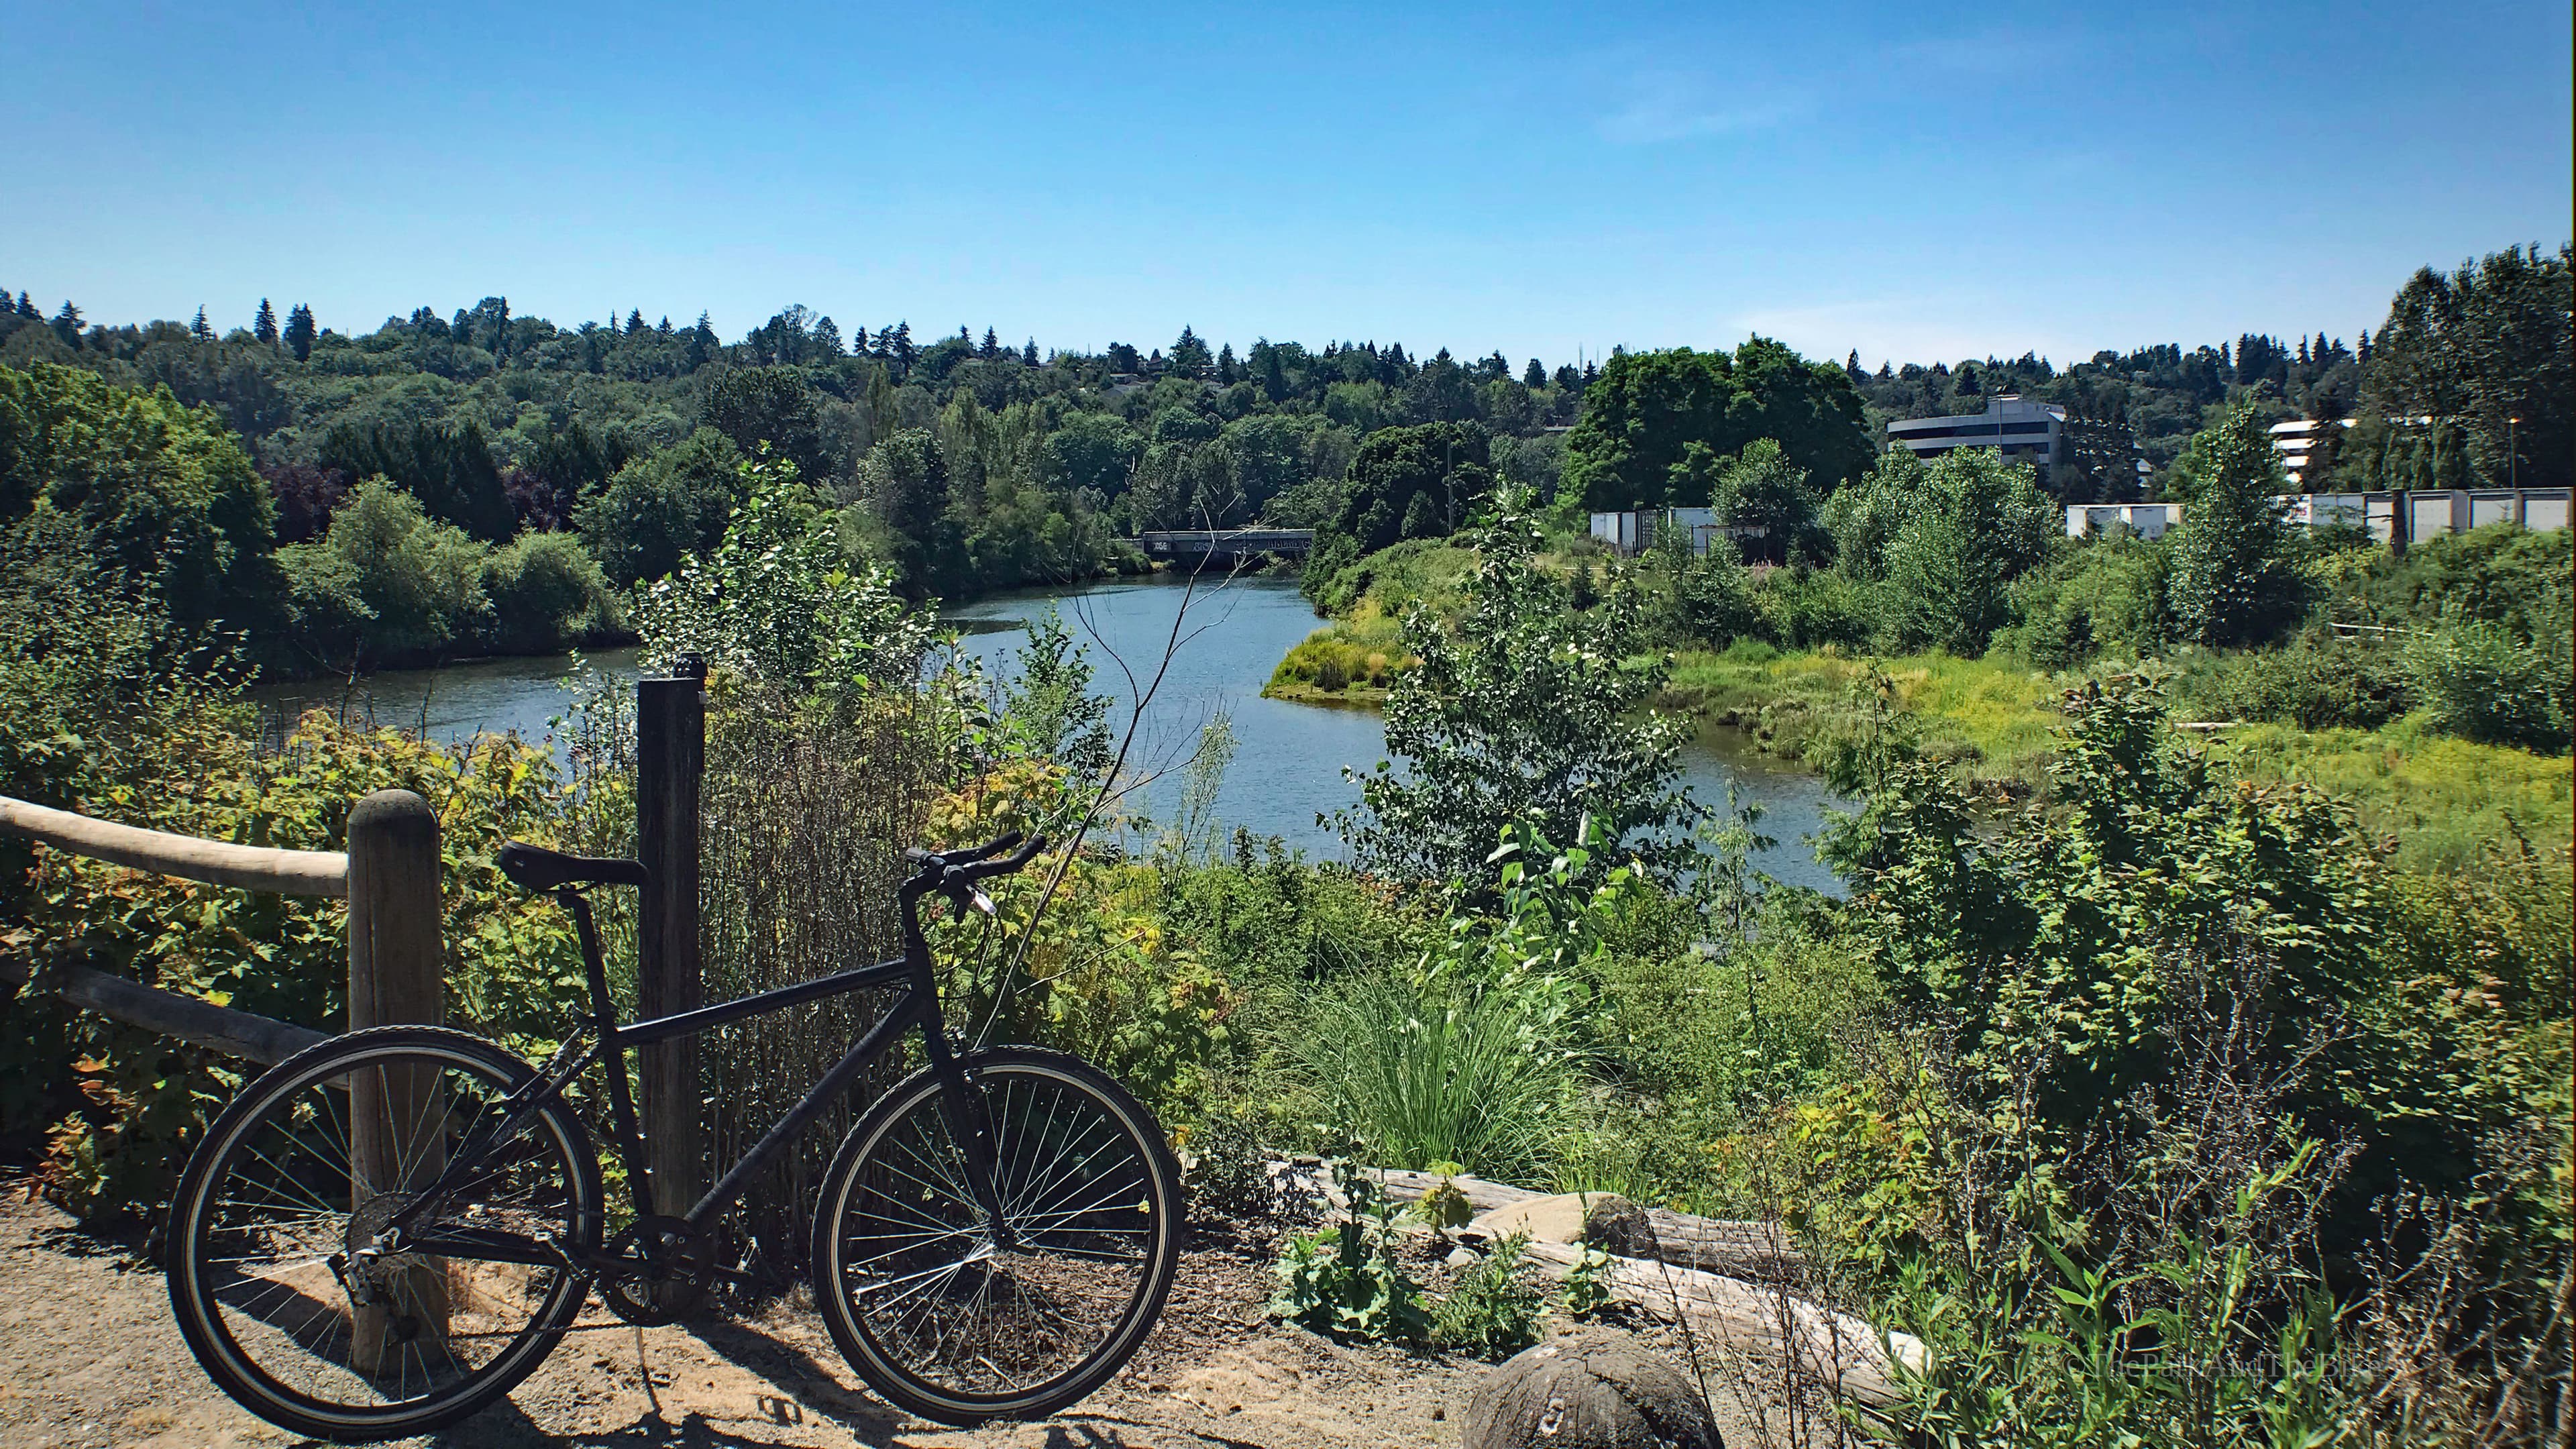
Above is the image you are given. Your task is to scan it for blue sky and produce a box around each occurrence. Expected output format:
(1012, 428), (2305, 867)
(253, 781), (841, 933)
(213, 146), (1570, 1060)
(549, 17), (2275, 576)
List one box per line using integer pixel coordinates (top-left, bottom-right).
(5, 2), (2568, 370)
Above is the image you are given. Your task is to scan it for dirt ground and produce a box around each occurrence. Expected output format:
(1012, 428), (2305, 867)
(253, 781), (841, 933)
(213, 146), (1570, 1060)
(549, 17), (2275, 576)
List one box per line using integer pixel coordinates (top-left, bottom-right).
(0, 1183), (1506, 1449)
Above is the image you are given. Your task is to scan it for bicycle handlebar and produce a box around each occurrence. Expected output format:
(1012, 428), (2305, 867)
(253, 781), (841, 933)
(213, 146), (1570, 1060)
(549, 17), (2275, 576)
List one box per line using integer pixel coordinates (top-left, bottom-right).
(900, 832), (1049, 899)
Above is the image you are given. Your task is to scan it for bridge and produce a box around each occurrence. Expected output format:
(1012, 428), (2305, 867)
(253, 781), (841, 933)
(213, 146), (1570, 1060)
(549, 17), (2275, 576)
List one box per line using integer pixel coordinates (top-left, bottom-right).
(1134, 527), (1314, 566)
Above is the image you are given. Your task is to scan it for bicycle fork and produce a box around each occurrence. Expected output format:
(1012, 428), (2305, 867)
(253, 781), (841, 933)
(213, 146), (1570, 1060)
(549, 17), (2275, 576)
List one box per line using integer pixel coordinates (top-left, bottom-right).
(922, 1033), (1022, 1251)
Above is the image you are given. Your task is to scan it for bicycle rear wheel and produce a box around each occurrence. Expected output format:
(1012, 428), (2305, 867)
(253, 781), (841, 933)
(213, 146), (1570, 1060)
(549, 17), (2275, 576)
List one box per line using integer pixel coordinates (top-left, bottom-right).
(810, 1046), (1182, 1426)
(166, 1026), (601, 1442)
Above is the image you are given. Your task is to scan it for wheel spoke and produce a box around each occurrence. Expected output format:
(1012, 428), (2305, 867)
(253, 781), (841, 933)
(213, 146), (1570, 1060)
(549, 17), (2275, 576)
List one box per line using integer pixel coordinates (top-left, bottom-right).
(174, 1040), (590, 1432)
(824, 1061), (1173, 1408)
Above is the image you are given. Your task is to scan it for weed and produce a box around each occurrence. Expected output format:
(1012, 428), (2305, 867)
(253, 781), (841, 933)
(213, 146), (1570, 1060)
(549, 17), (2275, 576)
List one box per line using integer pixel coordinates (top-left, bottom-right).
(1431, 1231), (1544, 1357)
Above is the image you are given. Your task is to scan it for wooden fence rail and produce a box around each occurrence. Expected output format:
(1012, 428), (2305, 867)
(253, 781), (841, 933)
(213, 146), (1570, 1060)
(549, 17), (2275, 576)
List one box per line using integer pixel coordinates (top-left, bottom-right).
(0, 789), (440, 1066)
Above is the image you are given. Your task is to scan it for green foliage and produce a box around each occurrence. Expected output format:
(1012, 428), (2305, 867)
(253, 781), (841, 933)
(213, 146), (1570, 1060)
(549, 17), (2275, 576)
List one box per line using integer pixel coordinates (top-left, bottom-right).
(1825, 674), (2381, 1136)
(1560, 1243), (1614, 1318)
(319, 413), (513, 542)
(1297, 826), (1632, 1181)
(1562, 339), (1874, 511)
(1879, 448), (2058, 655)
(2402, 618), (2571, 751)
(9, 714), (592, 1220)
(1707, 437), (1823, 564)
(572, 425), (743, 586)
(1884, 1205), (2351, 1448)
(478, 528), (623, 655)
(633, 455), (932, 709)
(1183, 1107), (1273, 1220)
(1342, 498), (1691, 883)
(1998, 532), (2171, 666)
(695, 364), (828, 483)
(276, 478), (492, 665)
(2165, 402), (2306, 647)
(1821, 446), (1922, 582)
(1269, 1162), (1432, 1344)
(988, 604), (1114, 780)
(2357, 243), (2571, 492)
(0, 361), (279, 633)
(1430, 1232), (1544, 1357)
(1325, 421), (1493, 555)
(2176, 633), (2412, 731)
(272, 479), (620, 668)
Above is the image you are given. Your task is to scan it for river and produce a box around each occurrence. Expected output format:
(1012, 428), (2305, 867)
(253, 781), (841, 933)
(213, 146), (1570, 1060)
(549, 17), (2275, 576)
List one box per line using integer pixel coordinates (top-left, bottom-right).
(256, 572), (1847, 892)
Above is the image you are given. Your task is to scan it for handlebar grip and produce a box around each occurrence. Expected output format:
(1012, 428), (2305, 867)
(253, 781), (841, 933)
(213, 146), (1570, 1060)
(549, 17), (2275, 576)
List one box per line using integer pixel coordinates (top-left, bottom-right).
(903, 832), (1022, 871)
(960, 833), (1049, 879)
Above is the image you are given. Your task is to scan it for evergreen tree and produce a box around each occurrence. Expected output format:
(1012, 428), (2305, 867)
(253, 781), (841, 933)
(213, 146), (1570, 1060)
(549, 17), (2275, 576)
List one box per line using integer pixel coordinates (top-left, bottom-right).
(190, 307), (214, 342)
(627, 308), (645, 335)
(1216, 342), (1238, 384)
(283, 303), (317, 361)
(1882, 448), (2056, 654)
(1523, 358), (1546, 388)
(1171, 326), (1213, 379)
(254, 298), (278, 345)
(979, 327), (999, 358)
(2165, 402), (2304, 647)
(50, 302), (83, 346)
(1022, 338), (1039, 366)
(15, 293), (35, 318)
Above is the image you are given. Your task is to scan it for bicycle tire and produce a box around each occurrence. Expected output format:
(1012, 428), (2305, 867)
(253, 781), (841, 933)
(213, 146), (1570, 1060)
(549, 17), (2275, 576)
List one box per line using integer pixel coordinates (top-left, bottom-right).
(166, 1026), (602, 1443)
(809, 1046), (1183, 1426)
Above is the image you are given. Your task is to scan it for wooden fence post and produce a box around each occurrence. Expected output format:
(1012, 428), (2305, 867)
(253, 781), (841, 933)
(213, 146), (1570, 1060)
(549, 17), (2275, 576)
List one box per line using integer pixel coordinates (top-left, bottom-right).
(637, 655), (706, 1218)
(344, 788), (446, 1375)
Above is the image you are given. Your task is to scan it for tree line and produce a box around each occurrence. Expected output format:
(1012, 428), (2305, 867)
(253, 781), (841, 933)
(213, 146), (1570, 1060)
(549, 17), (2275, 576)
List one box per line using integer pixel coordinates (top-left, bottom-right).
(0, 241), (2560, 674)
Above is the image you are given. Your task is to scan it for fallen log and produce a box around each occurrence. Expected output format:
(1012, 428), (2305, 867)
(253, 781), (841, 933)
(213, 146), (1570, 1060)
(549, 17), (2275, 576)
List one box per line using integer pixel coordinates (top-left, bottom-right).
(1308, 1163), (1808, 1283)
(1513, 1239), (1924, 1411)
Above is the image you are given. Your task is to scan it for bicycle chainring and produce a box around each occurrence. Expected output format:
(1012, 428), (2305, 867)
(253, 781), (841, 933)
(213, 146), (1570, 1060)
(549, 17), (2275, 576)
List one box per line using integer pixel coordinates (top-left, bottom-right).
(599, 1215), (717, 1326)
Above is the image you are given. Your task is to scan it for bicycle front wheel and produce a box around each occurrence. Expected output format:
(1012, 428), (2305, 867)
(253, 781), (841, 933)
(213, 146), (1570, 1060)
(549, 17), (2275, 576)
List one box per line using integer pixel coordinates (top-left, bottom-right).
(810, 1046), (1183, 1426)
(166, 1026), (602, 1442)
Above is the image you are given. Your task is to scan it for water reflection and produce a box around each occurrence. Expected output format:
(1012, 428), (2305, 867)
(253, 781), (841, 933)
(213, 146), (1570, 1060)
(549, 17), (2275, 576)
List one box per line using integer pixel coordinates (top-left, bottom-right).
(250, 574), (1847, 893)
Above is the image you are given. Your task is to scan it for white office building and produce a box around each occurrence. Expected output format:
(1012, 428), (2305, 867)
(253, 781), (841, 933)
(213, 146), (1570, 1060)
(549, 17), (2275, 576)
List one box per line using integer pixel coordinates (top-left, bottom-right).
(2267, 418), (2353, 486)
(1886, 395), (2065, 468)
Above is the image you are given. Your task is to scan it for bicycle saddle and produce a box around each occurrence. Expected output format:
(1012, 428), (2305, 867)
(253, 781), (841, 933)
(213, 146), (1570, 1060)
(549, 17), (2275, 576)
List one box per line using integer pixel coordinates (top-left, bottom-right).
(497, 841), (649, 892)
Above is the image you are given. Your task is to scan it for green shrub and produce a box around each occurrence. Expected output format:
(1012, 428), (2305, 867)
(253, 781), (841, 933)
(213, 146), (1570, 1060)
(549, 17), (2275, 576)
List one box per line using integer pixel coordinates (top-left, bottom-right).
(1748, 562), (1872, 650)
(276, 478), (491, 667)
(2180, 633), (2412, 731)
(479, 528), (622, 654)
(2000, 534), (2171, 667)
(2404, 619), (2571, 751)
(1430, 1232), (1544, 1356)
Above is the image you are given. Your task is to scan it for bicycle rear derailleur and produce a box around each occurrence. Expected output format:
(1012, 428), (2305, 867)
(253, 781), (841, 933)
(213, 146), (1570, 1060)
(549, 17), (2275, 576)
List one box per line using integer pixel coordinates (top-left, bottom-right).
(598, 1215), (719, 1326)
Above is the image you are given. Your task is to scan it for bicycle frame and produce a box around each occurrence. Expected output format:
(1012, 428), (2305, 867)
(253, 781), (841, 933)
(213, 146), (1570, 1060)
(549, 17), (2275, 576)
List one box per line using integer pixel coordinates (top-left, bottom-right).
(386, 873), (1012, 1271)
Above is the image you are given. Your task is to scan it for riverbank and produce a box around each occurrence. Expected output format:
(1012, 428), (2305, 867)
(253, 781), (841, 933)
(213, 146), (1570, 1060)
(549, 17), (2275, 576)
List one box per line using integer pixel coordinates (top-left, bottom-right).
(1266, 608), (2569, 876)
(1658, 641), (2573, 873)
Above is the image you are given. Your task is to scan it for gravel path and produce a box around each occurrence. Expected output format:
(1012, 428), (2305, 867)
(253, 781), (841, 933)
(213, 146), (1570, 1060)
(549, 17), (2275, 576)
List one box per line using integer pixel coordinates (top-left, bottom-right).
(0, 1185), (1489, 1449)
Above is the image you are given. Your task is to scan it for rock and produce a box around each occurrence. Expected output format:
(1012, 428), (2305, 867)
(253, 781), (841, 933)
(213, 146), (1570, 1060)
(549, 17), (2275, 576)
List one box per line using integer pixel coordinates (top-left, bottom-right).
(1447, 1246), (1482, 1267)
(1580, 1195), (1656, 1258)
(1467, 1192), (1658, 1257)
(1461, 1330), (1721, 1449)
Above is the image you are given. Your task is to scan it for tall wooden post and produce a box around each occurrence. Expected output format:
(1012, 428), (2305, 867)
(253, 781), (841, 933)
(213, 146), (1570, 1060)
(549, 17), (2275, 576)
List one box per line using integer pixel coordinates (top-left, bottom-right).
(636, 655), (706, 1218)
(345, 788), (447, 1374)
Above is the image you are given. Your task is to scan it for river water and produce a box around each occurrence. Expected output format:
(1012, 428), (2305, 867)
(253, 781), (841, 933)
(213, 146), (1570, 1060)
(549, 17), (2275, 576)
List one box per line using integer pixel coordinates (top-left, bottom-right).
(256, 572), (1847, 891)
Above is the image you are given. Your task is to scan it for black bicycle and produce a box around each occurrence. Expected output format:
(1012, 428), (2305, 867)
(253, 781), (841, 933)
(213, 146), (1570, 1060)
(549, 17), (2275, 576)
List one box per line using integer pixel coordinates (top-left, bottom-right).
(163, 831), (1183, 1442)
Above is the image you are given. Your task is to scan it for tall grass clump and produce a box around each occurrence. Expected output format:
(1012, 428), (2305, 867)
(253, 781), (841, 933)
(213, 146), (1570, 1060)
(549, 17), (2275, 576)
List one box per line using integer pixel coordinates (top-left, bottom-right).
(1297, 967), (1582, 1182)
